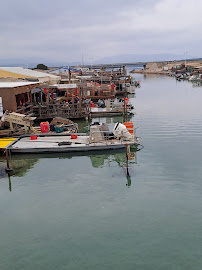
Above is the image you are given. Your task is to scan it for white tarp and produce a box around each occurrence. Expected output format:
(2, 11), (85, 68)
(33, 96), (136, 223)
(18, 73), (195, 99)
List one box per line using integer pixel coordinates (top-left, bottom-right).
(50, 84), (77, 89)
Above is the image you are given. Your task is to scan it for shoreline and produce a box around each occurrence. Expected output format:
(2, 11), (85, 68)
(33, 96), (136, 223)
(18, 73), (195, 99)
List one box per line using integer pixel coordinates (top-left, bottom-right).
(130, 70), (169, 75)
(130, 59), (202, 76)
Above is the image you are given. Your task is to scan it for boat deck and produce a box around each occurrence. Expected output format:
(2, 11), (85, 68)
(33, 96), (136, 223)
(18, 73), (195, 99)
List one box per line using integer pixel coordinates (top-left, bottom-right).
(11, 135), (89, 149)
(6, 135), (136, 154)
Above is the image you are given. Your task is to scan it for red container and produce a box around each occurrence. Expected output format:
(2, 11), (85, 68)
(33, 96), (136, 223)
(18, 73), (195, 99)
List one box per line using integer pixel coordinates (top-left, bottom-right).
(124, 122), (134, 134)
(40, 122), (49, 133)
(124, 98), (129, 104)
(71, 134), (78, 139)
(30, 135), (38, 140)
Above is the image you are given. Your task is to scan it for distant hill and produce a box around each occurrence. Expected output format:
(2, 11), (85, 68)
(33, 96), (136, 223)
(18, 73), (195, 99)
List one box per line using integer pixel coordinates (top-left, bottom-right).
(0, 54), (201, 67)
(95, 53), (200, 64)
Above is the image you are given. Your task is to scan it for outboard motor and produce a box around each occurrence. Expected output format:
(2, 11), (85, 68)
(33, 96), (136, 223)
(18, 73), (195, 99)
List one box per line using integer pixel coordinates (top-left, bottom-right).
(113, 123), (132, 140)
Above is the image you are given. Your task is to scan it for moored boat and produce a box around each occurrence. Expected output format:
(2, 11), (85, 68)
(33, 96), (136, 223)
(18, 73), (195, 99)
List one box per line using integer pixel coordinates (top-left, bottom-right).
(90, 98), (134, 117)
(0, 122), (138, 154)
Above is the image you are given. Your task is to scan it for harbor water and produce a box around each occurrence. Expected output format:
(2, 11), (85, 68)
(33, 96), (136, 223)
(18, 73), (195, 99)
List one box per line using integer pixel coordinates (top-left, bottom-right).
(0, 74), (202, 269)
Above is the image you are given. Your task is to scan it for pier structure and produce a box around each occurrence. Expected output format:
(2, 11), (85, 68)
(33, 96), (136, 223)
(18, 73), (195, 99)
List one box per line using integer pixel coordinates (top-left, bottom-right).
(69, 62), (146, 70)
(16, 85), (91, 120)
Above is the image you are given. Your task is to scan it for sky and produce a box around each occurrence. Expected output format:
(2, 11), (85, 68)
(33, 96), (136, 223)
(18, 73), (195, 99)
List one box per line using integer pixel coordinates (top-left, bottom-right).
(0, 0), (202, 65)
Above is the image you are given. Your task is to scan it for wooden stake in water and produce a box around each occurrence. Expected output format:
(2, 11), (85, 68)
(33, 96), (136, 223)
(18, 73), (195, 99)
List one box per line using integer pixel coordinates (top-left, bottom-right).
(125, 144), (130, 177)
(123, 100), (128, 123)
(125, 144), (131, 186)
(8, 174), (12, 192)
(5, 149), (13, 173)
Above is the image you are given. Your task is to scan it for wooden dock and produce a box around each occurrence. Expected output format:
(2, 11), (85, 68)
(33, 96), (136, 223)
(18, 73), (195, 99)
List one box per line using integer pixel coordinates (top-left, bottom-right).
(17, 102), (90, 120)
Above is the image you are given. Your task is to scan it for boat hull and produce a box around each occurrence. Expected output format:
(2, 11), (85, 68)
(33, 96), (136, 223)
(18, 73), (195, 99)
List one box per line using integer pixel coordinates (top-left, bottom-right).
(8, 142), (136, 154)
(3, 128), (138, 155)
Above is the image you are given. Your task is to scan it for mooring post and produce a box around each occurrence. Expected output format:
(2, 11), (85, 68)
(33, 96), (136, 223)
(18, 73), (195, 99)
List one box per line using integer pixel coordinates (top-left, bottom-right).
(5, 149), (13, 173)
(8, 174), (12, 192)
(123, 100), (128, 123)
(125, 144), (130, 177)
(125, 144), (132, 186)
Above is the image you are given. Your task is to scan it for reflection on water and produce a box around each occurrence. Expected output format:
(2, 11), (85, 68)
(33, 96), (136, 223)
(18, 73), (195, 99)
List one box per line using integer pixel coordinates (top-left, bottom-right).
(90, 150), (137, 169)
(10, 158), (39, 177)
(0, 155), (39, 177)
(191, 81), (202, 88)
(0, 145), (141, 192)
(78, 115), (134, 132)
(1, 74), (202, 270)
(8, 174), (11, 192)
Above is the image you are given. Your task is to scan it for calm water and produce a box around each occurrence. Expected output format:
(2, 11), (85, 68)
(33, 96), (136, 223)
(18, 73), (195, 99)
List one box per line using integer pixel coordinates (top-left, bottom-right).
(0, 75), (202, 270)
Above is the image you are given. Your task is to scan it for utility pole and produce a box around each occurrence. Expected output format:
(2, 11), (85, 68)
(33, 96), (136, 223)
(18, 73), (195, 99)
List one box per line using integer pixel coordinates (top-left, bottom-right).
(82, 54), (84, 67)
(90, 57), (93, 70)
(184, 52), (188, 69)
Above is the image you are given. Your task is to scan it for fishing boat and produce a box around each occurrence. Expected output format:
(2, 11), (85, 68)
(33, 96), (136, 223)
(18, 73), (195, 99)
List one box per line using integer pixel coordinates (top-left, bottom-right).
(0, 122), (138, 154)
(124, 83), (136, 94)
(114, 76), (140, 95)
(90, 107), (133, 117)
(90, 98), (134, 117)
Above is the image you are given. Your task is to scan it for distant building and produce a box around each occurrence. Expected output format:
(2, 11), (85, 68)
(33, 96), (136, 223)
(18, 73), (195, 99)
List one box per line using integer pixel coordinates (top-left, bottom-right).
(49, 67), (82, 74)
(144, 62), (166, 72)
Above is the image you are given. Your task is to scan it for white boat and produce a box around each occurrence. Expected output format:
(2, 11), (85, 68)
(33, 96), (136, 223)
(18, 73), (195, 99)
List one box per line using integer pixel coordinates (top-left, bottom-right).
(90, 99), (134, 117)
(1, 123), (138, 154)
(125, 82), (136, 94)
(104, 98), (134, 108)
(90, 107), (124, 117)
(125, 80), (140, 93)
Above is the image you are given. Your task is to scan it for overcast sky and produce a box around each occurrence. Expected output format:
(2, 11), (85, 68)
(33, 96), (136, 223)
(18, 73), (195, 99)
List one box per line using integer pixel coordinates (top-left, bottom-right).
(0, 0), (201, 65)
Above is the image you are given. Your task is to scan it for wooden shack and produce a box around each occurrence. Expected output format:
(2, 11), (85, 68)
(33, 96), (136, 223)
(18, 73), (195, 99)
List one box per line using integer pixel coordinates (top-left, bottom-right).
(0, 82), (40, 112)
(15, 83), (91, 120)
(48, 83), (79, 99)
(82, 83), (116, 100)
(48, 82), (116, 101)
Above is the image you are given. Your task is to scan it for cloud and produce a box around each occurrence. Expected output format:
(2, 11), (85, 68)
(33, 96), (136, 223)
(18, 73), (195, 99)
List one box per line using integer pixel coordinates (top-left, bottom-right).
(130, 0), (202, 31)
(0, 0), (201, 64)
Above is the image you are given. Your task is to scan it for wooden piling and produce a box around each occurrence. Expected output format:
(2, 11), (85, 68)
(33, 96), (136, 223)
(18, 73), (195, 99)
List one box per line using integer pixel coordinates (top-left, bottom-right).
(5, 149), (13, 173)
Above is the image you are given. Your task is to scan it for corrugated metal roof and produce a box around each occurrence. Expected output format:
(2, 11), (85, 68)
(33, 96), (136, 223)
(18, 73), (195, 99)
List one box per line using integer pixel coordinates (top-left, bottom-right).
(0, 82), (39, 88)
(0, 70), (35, 79)
(0, 67), (60, 79)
